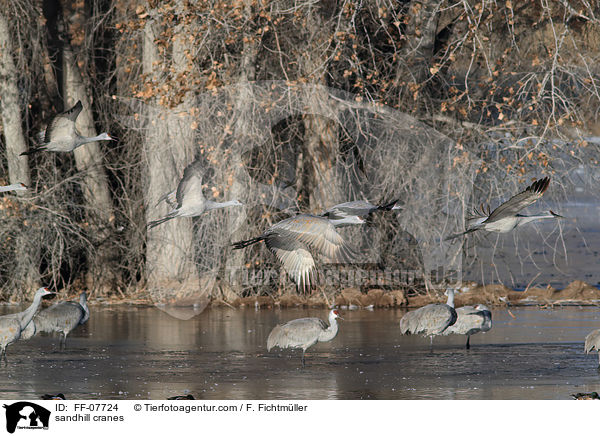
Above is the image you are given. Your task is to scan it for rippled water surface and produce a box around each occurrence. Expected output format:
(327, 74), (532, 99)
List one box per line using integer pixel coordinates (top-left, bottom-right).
(1, 305), (599, 400)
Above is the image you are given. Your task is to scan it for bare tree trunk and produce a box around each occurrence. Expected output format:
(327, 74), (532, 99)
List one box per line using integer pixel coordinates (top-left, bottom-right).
(0, 13), (40, 299)
(224, 0), (257, 293)
(299, 6), (342, 212)
(397, 0), (443, 106)
(143, 17), (199, 302)
(62, 47), (117, 295)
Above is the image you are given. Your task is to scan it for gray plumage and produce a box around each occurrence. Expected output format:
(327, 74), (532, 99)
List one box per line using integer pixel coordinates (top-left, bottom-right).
(23, 292), (90, 346)
(267, 309), (341, 366)
(21, 101), (114, 155)
(400, 289), (457, 345)
(149, 160), (242, 229)
(0, 183), (27, 193)
(232, 215), (355, 293)
(585, 329), (600, 368)
(321, 199), (399, 227)
(442, 304), (492, 349)
(0, 287), (53, 361)
(446, 177), (562, 240)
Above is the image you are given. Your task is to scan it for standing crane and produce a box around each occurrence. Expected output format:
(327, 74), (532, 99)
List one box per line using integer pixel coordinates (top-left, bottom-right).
(148, 160), (243, 229)
(232, 215), (355, 293)
(442, 304), (492, 349)
(20, 101), (114, 155)
(400, 289), (457, 347)
(267, 309), (342, 367)
(22, 292), (90, 347)
(321, 199), (400, 227)
(0, 287), (53, 362)
(585, 328), (600, 370)
(445, 177), (562, 240)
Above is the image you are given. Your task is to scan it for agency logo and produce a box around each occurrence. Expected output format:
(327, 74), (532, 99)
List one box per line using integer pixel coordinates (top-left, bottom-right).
(3, 402), (50, 433)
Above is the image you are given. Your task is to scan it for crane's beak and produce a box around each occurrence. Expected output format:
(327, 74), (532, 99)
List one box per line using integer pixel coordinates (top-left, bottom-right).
(549, 210), (565, 218)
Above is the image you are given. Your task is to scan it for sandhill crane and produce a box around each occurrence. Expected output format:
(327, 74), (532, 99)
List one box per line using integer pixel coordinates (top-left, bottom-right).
(25, 292), (90, 347)
(446, 177), (563, 240)
(0, 183), (27, 193)
(442, 304), (492, 349)
(232, 215), (355, 293)
(400, 289), (457, 346)
(321, 199), (400, 226)
(0, 287), (53, 362)
(21, 101), (114, 155)
(585, 329), (600, 369)
(148, 160), (242, 229)
(267, 309), (342, 367)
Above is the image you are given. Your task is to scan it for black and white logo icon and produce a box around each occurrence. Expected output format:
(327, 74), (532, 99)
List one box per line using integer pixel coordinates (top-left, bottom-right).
(3, 402), (51, 433)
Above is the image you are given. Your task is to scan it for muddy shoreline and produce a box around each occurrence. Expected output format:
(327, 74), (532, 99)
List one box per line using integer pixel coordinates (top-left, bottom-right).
(2, 279), (599, 310)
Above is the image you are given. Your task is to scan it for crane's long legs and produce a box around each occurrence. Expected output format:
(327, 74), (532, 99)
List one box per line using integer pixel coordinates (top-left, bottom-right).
(465, 335), (471, 350)
(60, 333), (67, 350)
(301, 351), (306, 368)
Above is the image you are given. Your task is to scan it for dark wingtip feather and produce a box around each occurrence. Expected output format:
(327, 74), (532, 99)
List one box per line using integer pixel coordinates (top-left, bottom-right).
(231, 236), (265, 249)
(20, 147), (43, 156)
(378, 199), (399, 211)
(528, 176), (550, 195)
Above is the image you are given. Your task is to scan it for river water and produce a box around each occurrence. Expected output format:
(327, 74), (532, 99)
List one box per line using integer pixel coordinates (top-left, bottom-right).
(0, 305), (599, 400)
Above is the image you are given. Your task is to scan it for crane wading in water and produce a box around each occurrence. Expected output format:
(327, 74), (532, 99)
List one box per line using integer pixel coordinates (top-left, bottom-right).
(445, 177), (562, 240)
(21, 101), (114, 155)
(232, 215), (356, 294)
(0, 287), (54, 362)
(21, 292), (89, 347)
(267, 309), (342, 367)
(584, 329), (600, 370)
(400, 289), (457, 347)
(442, 304), (492, 349)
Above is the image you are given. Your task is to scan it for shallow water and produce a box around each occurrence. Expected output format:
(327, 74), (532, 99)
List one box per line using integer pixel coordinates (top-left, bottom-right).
(1, 305), (599, 400)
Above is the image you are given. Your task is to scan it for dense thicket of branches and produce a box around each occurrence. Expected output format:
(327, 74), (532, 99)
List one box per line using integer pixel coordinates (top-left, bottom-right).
(1, 0), (599, 301)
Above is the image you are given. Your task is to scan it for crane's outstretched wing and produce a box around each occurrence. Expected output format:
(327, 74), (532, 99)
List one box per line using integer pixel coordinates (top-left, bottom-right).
(265, 236), (317, 293)
(45, 101), (83, 143)
(270, 215), (355, 263)
(485, 177), (550, 223)
(176, 160), (205, 207)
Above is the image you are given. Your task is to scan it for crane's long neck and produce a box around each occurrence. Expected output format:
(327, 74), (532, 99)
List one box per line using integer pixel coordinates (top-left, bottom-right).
(318, 315), (339, 342)
(79, 294), (90, 324)
(77, 133), (109, 145)
(18, 293), (44, 328)
(515, 213), (556, 227)
(0, 184), (23, 192)
(206, 200), (240, 210)
(446, 289), (455, 308)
